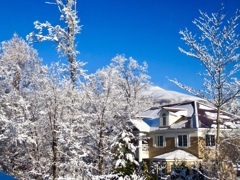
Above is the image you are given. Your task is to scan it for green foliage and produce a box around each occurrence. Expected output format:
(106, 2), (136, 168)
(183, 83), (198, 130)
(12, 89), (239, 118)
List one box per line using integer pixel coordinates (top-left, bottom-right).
(112, 131), (139, 178)
(172, 161), (187, 170)
(140, 162), (153, 180)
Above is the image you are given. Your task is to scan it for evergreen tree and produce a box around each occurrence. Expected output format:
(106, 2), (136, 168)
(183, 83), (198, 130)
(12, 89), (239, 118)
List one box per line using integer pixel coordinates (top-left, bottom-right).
(112, 131), (139, 179)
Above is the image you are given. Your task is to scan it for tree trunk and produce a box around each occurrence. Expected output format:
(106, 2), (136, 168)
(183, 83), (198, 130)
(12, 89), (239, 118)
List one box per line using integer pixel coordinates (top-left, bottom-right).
(215, 106), (221, 178)
(98, 125), (103, 175)
(49, 111), (57, 180)
(13, 69), (21, 91)
(52, 142), (57, 180)
(216, 107), (221, 145)
(52, 113), (57, 180)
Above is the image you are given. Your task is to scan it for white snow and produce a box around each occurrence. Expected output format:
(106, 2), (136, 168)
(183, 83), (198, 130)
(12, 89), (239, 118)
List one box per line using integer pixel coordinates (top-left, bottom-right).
(224, 121), (236, 128)
(199, 104), (214, 110)
(130, 119), (150, 132)
(141, 85), (203, 103)
(153, 150), (200, 161)
(115, 159), (126, 167)
(136, 108), (160, 119)
(126, 153), (134, 162)
(205, 111), (231, 120)
(170, 120), (188, 129)
(164, 103), (194, 117)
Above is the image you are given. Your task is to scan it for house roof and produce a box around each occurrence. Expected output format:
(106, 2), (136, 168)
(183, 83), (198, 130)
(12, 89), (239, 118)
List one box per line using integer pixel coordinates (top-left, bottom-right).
(131, 119), (150, 132)
(133, 100), (240, 132)
(196, 102), (239, 128)
(170, 120), (189, 129)
(163, 103), (193, 117)
(136, 107), (160, 119)
(152, 150), (200, 161)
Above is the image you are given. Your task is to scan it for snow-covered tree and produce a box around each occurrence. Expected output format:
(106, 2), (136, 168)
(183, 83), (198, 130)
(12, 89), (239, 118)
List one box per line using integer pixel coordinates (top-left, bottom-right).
(0, 34), (42, 92)
(225, 98), (240, 116)
(0, 35), (88, 179)
(170, 7), (240, 179)
(171, 7), (240, 144)
(27, 0), (85, 88)
(0, 34), (46, 178)
(0, 32), (152, 180)
(80, 55), (153, 177)
(81, 66), (124, 176)
(111, 55), (152, 119)
(28, 62), (88, 180)
(112, 131), (139, 179)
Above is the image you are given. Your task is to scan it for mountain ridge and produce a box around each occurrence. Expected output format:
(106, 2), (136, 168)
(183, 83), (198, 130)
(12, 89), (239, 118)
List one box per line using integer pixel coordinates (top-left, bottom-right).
(142, 85), (204, 105)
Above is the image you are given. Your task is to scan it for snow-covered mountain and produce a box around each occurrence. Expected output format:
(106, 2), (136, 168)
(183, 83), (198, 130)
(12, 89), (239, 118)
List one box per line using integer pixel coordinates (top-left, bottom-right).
(142, 85), (204, 104)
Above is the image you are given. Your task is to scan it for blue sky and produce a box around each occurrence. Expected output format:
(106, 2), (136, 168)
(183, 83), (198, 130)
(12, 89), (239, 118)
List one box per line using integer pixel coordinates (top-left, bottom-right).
(0, 0), (239, 93)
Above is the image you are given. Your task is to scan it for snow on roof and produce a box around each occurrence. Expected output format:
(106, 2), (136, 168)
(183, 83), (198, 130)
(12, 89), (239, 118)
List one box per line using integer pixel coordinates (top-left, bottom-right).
(204, 112), (217, 120)
(163, 103), (194, 117)
(170, 110), (188, 117)
(224, 121), (237, 129)
(130, 119), (150, 132)
(199, 104), (214, 110)
(163, 107), (187, 112)
(211, 124), (226, 128)
(205, 112), (231, 120)
(170, 120), (188, 129)
(153, 150), (200, 161)
(136, 108), (160, 119)
(150, 127), (160, 131)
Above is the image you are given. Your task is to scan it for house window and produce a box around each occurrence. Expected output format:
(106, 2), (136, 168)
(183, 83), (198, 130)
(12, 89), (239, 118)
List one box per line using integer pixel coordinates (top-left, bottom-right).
(162, 113), (167, 126)
(206, 135), (215, 147)
(154, 135), (165, 147)
(177, 135), (188, 147)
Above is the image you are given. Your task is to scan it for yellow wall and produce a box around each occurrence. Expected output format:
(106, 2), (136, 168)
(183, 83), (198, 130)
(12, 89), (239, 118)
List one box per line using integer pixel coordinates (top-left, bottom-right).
(149, 136), (200, 159)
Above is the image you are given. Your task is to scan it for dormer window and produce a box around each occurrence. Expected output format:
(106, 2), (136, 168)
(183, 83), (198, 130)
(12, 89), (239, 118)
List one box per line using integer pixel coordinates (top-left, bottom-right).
(162, 113), (167, 126)
(160, 111), (168, 126)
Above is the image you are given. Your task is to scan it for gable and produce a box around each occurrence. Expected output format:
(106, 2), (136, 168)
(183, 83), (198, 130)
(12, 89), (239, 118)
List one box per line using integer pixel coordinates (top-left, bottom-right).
(159, 102), (195, 128)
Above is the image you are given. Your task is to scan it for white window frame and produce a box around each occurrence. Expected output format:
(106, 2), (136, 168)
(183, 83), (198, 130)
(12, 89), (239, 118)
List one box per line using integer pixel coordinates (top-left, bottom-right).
(162, 113), (167, 126)
(175, 134), (190, 148)
(205, 134), (215, 147)
(160, 110), (168, 126)
(153, 135), (166, 148)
